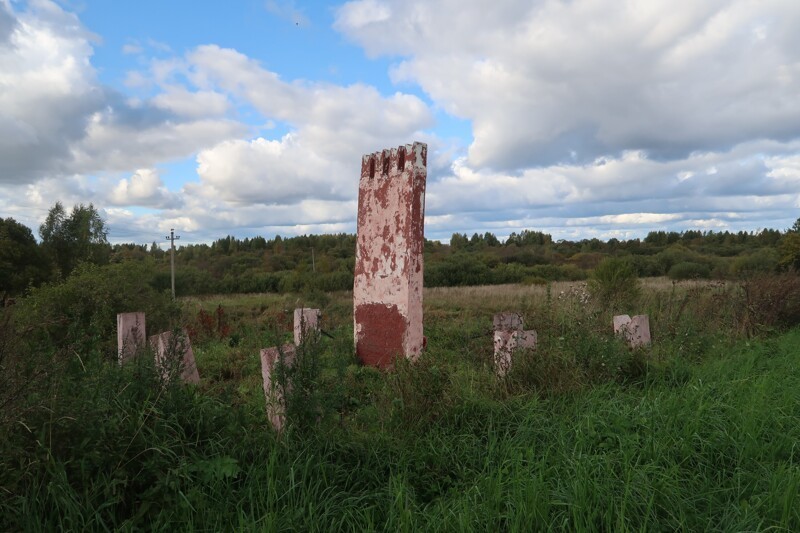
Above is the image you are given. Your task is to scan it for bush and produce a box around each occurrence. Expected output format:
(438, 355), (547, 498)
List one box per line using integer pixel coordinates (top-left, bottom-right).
(739, 274), (800, 334)
(587, 257), (640, 310)
(13, 261), (177, 358)
(731, 249), (778, 278)
(668, 261), (711, 280)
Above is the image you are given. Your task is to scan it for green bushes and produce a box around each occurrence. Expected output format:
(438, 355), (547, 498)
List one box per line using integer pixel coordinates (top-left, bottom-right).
(668, 261), (711, 280)
(588, 257), (641, 310)
(731, 248), (779, 278)
(14, 261), (177, 358)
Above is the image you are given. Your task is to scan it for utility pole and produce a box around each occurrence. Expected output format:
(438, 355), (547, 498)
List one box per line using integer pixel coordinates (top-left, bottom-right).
(166, 228), (180, 299)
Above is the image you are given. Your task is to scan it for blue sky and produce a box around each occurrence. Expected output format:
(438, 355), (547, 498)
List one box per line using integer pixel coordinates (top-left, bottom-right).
(2, 0), (800, 247)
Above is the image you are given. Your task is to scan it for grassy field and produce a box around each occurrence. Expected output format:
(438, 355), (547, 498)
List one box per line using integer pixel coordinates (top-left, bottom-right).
(1, 279), (799, 530)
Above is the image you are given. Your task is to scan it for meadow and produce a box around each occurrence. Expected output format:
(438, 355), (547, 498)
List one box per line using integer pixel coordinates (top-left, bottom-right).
(1, 273), (799, 531)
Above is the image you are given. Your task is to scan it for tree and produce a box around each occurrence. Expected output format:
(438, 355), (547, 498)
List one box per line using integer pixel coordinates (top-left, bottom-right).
(779, 220), (800, 271)
(39, 202), (110, 277)
(0, 217), (50, 295)
(588, 257), (641, 311)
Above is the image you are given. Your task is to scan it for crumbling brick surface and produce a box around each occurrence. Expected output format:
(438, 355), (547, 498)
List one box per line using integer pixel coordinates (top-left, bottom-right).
(353, 142), (427, 368)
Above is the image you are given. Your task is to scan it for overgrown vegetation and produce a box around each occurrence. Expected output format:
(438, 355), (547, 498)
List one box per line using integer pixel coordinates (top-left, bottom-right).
(1, 255), (799, 529)
(4, 204), (800, 298)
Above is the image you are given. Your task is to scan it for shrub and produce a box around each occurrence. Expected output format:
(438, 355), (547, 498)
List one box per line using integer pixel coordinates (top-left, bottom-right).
(668, 261), (711, 280)
(13, 261), (177, 358)
(739, 274), (800, 334)
(731, 248), (778, 278)
(587, 257), (640, 310)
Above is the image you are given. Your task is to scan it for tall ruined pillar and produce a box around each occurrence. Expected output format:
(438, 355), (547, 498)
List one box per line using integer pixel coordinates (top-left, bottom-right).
(353, 142), (427, 368)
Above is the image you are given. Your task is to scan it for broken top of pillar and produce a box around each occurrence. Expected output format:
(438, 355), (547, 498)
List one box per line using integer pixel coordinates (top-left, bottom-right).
(353, 142), (427, 368)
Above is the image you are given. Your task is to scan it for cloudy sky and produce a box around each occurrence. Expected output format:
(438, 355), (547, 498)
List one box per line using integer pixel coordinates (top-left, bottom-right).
(1, 0), (800, 246)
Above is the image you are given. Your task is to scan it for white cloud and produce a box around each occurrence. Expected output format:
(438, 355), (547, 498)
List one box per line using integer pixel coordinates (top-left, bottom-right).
(337, 0), (800, 170)
(108, 168), (179, 208)
(184, 45), (434, 205)
(0, 1), (245, 184)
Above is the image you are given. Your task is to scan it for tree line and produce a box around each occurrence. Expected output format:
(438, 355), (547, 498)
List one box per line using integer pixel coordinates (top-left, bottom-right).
(2, 202), (800, 298)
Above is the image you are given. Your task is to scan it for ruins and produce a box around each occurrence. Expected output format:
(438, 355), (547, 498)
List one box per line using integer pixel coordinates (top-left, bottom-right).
(493, 312), (537, 376)
(259, 307), (321, 431)
(613, 314), (652, 348)
(293, 307), (321, 345)
(353, 142), (427, 368)
(117, 312), (145, 364)
(260, 344), (296, 433)
(149, 329), (201, 384)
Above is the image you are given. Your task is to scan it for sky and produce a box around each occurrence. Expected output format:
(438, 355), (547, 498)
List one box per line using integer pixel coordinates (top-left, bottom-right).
(2, 0), (800, 247)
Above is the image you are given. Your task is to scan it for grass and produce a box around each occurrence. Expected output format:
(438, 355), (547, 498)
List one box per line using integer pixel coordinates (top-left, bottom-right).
(1, 280), (799, 530)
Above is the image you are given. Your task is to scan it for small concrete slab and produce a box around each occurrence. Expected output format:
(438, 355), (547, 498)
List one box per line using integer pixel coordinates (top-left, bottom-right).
(493, 312), (537, 376)
(149, 329), (200, 384)
(260, 344), (297, 432)
(613, 314), (652, 348)
(293, 308), (320, 346)
(117, 312), (146, 364)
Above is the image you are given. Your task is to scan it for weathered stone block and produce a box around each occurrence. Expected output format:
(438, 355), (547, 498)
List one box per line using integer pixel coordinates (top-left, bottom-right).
(117, 312), (146, 364)
(294, 308), (320, 346)
(493, 312), (523, 331)
(613, 314), (651, 348)
(493, 312), (537, 376)
(260, 344), (296, 432)
(149, 329), (200, 384)
(353, 142), (427, 368)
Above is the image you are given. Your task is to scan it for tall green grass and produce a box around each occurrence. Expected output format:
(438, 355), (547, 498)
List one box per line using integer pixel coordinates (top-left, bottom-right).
(1, 278), (799, 530)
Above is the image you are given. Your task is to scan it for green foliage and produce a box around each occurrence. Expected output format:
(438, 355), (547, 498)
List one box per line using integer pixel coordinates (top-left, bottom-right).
(731, 248), (779, 278)
(4, 270), (800, 529)
(668, 261), (711, 280)
(0, 217), (50, 295)
(588, 257), (641, 310)
(779, 232), (800, 271)
(39, 202), (110, 278)
(14, 261), (176, 357)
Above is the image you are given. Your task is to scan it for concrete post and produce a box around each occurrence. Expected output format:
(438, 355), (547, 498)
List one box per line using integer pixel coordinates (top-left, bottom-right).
(117, 312), (146, 364)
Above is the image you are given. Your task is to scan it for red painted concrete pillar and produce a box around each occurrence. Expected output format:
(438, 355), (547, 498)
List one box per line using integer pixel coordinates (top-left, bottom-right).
(353, 142), (427, 368)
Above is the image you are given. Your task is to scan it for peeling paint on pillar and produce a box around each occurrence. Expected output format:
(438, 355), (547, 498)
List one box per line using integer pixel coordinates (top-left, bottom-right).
(354, 142), (427, 368)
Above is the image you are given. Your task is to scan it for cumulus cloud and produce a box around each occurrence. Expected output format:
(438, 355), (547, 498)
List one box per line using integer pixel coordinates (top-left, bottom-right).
(0, 1), (245, 185)
(4, 0), (800, 245)
(184, 45), (434, 205)
(336, 0), (800, 170)
(108, 168), (179, 208)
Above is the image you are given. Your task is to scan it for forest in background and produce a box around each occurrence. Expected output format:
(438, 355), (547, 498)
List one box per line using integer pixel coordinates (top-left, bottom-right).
(3, 201), (800, 297)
